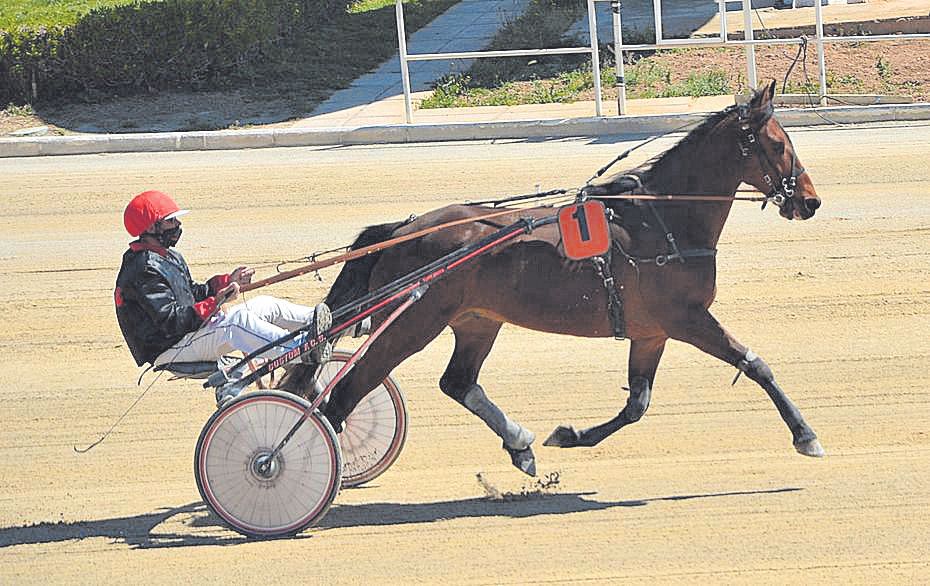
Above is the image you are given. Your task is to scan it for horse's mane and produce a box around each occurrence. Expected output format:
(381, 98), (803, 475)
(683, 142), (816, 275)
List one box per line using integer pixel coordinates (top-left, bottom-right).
(635, 105), (738, 180)
(325, 219), (412, 309)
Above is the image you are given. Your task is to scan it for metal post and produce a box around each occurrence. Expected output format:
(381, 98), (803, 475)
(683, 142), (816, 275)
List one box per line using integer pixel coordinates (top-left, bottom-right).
(395, 0), (413, 123)
(814, 0), (828, 105)
(653, 0), (663, 43)
(742, 0), (757, 89)
(587, 0), (603, 117)
(718, 0), (727, 41)
(612, 0), (626, 115)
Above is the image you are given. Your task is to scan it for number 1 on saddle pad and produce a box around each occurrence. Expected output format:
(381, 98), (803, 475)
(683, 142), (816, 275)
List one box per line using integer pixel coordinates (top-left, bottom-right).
(558, 200), (610, 260)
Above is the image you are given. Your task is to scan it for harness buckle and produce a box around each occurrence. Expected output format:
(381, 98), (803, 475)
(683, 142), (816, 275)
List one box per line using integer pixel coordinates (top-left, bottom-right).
(771, 193), (787, 207)
(655, 255), (668, 267)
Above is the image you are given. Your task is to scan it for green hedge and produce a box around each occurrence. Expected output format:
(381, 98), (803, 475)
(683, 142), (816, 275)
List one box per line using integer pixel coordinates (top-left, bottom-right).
(0, 0), (344, 104)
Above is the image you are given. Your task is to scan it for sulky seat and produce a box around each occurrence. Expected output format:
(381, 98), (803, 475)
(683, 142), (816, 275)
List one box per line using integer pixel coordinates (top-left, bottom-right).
(153, 356), (240, 379)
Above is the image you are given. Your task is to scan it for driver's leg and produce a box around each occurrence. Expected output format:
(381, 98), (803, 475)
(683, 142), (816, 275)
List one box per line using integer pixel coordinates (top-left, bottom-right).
(153, 308), (293, 366)
(230, 296), (332, 362)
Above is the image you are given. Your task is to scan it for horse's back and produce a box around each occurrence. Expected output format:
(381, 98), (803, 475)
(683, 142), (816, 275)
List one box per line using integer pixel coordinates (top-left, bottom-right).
(397, 204), (562, 252)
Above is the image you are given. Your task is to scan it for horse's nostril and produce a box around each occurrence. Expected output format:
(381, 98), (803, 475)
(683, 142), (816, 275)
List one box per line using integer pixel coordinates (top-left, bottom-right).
(805, 198), (821, 212)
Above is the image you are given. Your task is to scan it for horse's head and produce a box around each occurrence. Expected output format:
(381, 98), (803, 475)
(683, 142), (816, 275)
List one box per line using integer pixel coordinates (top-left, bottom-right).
(737, 81), (821, 220)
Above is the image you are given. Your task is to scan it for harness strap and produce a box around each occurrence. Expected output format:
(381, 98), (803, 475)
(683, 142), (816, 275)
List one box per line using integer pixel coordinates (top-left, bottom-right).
(636, 248), (717, 267)
(646, 201), (685, 264)
(604, 208), (717, 267)
(591, 253), (626, 340)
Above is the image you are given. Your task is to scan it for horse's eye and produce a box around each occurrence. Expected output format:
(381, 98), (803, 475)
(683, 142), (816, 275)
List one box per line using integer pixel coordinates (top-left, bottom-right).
(774, 141), (786, 156)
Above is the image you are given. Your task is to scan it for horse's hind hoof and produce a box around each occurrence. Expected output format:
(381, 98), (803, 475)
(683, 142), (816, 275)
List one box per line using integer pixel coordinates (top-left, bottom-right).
(543, 425), (581, 448)
(795, 438), (825, 458)
(505, 444), (537, 476)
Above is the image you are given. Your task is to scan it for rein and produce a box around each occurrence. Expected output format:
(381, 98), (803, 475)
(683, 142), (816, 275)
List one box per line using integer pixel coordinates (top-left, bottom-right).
(240, 207), (527, 293)
(592, 193), (769, 203)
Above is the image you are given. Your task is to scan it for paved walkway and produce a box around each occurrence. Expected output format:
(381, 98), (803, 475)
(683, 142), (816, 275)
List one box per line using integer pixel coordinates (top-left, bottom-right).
(304, 0), (531, 125)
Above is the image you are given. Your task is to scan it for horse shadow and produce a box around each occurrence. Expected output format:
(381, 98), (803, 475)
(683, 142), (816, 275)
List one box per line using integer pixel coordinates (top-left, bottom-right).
(0, 487), (801, 549)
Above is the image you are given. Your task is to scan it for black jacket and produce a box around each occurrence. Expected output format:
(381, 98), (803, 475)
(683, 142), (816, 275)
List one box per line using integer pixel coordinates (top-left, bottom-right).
(114, 242), (226, 365)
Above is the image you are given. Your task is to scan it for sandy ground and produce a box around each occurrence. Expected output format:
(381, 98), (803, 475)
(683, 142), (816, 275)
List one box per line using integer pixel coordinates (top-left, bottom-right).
(1, 121), (929, 583)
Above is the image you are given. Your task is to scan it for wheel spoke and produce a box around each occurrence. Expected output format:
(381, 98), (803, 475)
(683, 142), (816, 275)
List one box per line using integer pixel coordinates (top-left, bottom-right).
(196, 392), (341, 537)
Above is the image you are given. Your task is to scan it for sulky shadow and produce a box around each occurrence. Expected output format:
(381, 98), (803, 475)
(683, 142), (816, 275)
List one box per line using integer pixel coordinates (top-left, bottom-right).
(0, 487), (801, 549)
(318, 486), (803, 529)
(0, 502), (251, 550)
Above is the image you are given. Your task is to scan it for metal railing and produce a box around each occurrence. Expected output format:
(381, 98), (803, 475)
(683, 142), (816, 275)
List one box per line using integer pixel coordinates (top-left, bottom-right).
(394, 0), (604, 122)
(394, 0), (930, 122)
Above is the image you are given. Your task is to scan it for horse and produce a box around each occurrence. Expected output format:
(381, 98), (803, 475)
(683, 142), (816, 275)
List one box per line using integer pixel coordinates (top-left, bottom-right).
(284, 81), (824, 475)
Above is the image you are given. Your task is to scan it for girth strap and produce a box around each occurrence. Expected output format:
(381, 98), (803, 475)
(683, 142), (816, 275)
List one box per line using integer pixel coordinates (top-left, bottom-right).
(636, 248), (717, 266)
(591, 253), (626, 340)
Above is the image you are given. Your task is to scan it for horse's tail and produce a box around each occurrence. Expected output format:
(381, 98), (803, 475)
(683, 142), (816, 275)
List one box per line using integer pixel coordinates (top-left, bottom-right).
(325, 219), (411, 310)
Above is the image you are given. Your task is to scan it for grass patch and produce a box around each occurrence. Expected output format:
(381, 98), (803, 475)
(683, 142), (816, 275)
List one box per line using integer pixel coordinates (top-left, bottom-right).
(3, 0), (457, 112)
(423, 53), (734, 108)
(0, 0), (142, 31)
(421, 0), (733, 109)
(2, 102), (35, 116)
(349, 0), (400, 13)
(1, 0), (434, 30)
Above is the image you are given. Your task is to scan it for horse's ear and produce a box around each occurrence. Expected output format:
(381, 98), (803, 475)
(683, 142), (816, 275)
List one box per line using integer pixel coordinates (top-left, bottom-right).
(749, 80), (777, 119)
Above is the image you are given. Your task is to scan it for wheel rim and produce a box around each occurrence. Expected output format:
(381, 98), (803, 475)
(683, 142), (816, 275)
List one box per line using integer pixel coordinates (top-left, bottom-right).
(197, 394), (339, 536)
(317, 353), (405, 485)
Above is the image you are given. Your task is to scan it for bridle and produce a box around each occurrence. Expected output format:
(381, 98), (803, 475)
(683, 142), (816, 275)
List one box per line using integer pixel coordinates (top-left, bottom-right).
(737, 103), (806, 211)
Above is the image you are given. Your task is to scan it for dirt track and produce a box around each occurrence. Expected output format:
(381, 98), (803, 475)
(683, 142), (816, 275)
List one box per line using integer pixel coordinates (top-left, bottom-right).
(1, 122), (929, 583)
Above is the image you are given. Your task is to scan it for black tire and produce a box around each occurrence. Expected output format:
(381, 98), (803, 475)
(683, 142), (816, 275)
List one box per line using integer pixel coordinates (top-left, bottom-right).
(194, 390), (342, 538)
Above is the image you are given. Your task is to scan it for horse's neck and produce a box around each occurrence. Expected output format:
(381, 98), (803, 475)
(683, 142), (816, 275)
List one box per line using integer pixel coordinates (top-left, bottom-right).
(638, 137), (743, 247)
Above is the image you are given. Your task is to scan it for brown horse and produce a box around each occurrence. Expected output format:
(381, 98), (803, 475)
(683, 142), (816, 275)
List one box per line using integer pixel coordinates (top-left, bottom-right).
(298, 82), (824, 475)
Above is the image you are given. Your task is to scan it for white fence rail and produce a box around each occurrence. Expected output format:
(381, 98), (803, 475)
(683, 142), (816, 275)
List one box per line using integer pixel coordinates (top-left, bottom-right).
(394, 0), (930, 122)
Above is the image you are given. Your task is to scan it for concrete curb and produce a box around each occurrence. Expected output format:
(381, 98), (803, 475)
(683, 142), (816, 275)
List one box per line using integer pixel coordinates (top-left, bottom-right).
(2, 103), (929, 159)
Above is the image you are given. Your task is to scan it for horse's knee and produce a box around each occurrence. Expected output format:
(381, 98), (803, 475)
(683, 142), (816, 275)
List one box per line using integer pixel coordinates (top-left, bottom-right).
(737, 350), (774, 383)
(623, 376), (652, 422)
(439, 372), (471, 404)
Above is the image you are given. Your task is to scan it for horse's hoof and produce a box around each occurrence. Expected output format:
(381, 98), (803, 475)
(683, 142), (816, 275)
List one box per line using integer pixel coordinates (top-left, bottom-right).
(543, 425), (581, 448)
(795, 438), (825, 458)
(505, 445), (537, 476)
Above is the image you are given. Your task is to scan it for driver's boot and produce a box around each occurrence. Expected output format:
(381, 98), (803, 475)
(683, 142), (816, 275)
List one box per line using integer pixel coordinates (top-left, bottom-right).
(302, 303), (333, 366)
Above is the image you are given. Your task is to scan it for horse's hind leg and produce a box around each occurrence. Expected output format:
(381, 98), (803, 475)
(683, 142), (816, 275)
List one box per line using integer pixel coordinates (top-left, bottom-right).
(545, 336), (667, 448)
(666, 307), (824, 457)
(322, 304), (451, 432)
(441, 314), (537, 476)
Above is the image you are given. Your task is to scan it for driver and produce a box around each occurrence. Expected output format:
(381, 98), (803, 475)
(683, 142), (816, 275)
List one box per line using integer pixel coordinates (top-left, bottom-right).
(114, 190), (332, 403)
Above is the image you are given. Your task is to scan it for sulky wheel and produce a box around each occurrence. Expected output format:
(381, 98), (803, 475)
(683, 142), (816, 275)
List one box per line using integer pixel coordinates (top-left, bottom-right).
(194, 390), (342, 538)
(317, 350), (408, 488)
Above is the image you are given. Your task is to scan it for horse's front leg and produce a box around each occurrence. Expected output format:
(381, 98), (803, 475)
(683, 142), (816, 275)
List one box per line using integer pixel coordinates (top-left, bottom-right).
(545, 336), (667, 448)
(667, 307), (824, 457)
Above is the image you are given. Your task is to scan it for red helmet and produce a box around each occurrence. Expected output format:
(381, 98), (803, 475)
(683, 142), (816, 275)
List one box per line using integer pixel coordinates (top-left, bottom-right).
(123, 190), (189, 237)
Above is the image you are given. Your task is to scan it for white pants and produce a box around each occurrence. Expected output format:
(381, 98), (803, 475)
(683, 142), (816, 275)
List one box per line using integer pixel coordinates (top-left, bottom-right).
(153, 296), (314, 367)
